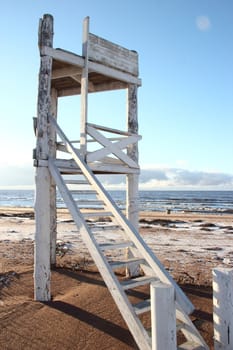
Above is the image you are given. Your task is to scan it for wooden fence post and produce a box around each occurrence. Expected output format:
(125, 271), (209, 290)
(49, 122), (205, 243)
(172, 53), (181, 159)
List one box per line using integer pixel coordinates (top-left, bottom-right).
(151, 282), (176, 350)
(213, 268), (233, 350)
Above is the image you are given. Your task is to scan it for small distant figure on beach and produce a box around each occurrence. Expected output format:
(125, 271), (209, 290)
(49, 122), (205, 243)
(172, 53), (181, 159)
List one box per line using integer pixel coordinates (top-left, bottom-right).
(166, 209), (171, 214)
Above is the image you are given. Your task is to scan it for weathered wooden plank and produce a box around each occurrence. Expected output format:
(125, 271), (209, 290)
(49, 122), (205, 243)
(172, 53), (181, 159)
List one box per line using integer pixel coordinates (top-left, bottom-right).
(75, 199), (103, 207)
(110, 258), (145, 270)
(43, 45), (141, 86)
(89, 60), (141, 85)
(51, 158), (140, 174)
(49, 88), (58, 266)
(80, 17), (89, 157)
(99, 241), (133, 251)
(87, 134), (141, 163)
(127, 84), (139, 162)
(82, 211), (113, 218)
(87, 125), (139, 168)
(58, 136), (124, 145)
(121, 275), (157, 290)
(41, 46), (84, 67)
(87, 122), (136, 136)
(89, 33), (138, 76)
(96, 156), (125, 165)
(64, 179), (88, 185)
(38, 14), (54, 51)
(34, 14), (53, 301)
(35, 61), (52, 160)
(126, 84), (139, 276)
(52, 66), (82, 79)
(57, 81), (127, 97)
(91, 163), (140, 174)
(70, 190), (95, 194)
(34, 166), (51, 301)
(90, 224), (120, 232)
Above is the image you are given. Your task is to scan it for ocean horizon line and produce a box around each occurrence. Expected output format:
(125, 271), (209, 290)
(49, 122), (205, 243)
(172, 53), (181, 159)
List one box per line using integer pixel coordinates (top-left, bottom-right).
(0, 187), (233, 192)
(0, 189), (232, 214)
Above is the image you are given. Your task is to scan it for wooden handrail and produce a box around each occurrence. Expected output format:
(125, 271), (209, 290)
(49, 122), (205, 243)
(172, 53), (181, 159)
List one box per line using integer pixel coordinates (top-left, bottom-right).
(87, 122), (138, 137)
(56, 136), (126, 146)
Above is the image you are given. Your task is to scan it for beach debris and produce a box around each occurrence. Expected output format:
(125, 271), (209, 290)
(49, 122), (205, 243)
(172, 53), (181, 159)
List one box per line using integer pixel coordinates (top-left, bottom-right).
(199, 222), (217, 229)
(178, 271), (195, 285)
(0, 212), (34, 219)
(71, 256), (92, 271)
(223, 257), (232, 265)
(204, 247), (223, 251)
(0, 271), (18, 288)
(56, 240), (72, 257)
(56, 255), (93, 271)
(139, 218), (187, 227)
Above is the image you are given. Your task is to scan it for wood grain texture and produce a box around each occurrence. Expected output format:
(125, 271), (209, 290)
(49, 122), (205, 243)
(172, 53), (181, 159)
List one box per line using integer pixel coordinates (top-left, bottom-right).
(89, 33), (138, 76)
(34, 14), (54, 301)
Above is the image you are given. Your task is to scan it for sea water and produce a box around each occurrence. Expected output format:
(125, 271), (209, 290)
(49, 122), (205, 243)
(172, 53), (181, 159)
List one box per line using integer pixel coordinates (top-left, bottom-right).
(0, 189), (232, 214)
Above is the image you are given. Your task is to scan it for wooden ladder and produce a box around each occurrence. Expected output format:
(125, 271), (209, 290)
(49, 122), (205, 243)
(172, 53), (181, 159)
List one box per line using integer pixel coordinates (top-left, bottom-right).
(48, 116), (209, 350)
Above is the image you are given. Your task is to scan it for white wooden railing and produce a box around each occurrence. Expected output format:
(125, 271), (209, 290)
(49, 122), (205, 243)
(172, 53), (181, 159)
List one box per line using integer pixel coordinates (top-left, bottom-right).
(213, 268), (233, 350)
(56, 122), (141, 169)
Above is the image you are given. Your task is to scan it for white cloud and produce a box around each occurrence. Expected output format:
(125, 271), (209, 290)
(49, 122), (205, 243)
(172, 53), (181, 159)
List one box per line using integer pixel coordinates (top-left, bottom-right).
(196, 15), (211, 31)
(98, 167), (233, 190)
(0, 164), (232, 190)
(139, 167), (233, 190)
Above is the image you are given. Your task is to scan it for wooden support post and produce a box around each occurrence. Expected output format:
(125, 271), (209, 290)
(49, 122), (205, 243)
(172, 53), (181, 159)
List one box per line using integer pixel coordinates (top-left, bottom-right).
(151, 282), (176, 350)
(34, 14), (53, 301)
(126, 84), (140, 276)
(126, 84), (139, 229)
(80, 16), (89, 158)
(49, 88), (58, 266)
(34, 168), (51, 300)
(213, 268), (233, 350)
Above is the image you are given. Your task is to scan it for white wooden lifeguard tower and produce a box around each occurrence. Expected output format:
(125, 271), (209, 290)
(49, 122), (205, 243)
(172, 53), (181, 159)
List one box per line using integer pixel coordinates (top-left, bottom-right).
(34, 14), (208, 350)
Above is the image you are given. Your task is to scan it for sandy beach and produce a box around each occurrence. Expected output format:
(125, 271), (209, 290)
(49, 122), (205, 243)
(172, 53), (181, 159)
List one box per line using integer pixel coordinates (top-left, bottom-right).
(0, 207), (233, 349)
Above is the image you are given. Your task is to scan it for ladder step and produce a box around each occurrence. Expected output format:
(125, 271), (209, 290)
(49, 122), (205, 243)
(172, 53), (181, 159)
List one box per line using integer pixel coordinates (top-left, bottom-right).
(64, 179), (89, 185)
(133, 299), (151, 315)
(71, 190), (96, 195)
(82, 211), (113, 218)
(178, 342), (206, 350)
(121, 275), (158, 291)
(99, 241), (133, 251)
(58, 167), (81, 175)
(90, 224), (120, 232)
(110, 258), (145, 270)
(75, 200), (104, 206)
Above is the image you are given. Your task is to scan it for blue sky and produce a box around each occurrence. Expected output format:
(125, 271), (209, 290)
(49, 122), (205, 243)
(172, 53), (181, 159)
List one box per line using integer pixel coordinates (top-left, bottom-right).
(0, 1), (233, 190)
